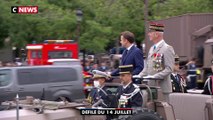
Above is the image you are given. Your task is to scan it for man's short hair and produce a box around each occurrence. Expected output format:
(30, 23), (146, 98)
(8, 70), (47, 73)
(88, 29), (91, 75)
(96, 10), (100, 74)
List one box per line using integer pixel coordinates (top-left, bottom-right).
(120, 31), (135, 43)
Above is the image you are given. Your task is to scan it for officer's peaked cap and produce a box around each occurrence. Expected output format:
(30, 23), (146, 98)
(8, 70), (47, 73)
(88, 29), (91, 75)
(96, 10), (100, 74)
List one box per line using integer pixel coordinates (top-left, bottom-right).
(149, 22), (165, 32)
(119, 65), (133, 74)
(175, 54), (180, 63)
(92, 70), (109, 79)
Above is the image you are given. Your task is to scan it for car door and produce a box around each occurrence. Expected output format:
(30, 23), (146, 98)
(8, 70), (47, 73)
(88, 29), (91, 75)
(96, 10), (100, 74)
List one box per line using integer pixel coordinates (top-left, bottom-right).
(46, 67), (84, 101)
(16, 68), (48, 100)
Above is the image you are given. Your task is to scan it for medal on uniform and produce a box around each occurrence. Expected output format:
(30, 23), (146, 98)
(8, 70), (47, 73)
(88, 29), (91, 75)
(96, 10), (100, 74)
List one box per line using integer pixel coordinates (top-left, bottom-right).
(118, 95), (128, 108)
(152, 53), (164, 71)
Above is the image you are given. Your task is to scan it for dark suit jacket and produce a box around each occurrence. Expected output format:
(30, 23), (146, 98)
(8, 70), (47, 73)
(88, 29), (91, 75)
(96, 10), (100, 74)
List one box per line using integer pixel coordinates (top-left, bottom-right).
(111, 45), (144, 76)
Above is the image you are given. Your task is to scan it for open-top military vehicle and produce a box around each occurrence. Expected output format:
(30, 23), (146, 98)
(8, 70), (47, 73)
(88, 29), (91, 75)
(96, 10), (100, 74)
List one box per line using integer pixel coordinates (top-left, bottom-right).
(0, 77), (213, 120)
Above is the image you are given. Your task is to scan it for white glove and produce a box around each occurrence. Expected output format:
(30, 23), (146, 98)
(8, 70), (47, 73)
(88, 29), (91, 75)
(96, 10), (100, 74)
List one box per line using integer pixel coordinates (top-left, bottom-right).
(143, 75), (155, 79)
(106, 71), (111, 75)
(186, 75), (191, 82)
(132, 75), (141, 78)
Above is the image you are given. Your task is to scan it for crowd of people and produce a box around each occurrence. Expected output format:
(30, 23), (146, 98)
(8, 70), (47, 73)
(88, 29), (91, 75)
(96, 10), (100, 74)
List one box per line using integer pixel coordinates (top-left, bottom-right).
(83, 60), (111, 73)
(0, 61), (20, 67)
(0, 58), (24, 67)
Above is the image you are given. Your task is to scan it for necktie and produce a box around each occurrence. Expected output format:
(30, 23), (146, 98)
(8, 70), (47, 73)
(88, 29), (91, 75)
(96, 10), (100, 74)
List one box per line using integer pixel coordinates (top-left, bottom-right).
(126, 50), (128, 54)
(123, 50), (128, 57)
(175, 75), (179, 83)
(153, 45), (156, 50)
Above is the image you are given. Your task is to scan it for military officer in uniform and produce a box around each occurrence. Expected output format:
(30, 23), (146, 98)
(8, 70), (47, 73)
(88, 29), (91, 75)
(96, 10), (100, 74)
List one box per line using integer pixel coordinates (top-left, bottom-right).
(87, 70), (111, 107)
(171, 55), (187, 93)
(117, 65), (143, 108)
(134, 22), (175, 102)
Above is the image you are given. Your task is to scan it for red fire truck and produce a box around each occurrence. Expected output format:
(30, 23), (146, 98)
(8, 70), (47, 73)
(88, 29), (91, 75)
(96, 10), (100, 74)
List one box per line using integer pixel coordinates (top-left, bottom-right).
(26, 40), (78, 65)
(26, 40), (94, 96)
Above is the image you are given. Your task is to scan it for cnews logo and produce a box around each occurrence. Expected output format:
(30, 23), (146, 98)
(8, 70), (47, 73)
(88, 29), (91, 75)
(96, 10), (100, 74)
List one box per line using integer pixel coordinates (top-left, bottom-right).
(11, 6), (38, 14)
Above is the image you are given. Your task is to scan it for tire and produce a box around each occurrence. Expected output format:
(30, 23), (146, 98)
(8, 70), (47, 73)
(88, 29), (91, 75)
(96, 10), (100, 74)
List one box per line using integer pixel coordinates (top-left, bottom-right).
(56, 96), (71, 102)
(118, 108), (164, 120)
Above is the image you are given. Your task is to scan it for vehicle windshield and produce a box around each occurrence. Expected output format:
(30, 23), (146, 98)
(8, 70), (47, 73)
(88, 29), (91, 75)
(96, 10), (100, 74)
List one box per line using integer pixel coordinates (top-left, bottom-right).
(0, 69), (12, 87)
(48, 51), (72, 59)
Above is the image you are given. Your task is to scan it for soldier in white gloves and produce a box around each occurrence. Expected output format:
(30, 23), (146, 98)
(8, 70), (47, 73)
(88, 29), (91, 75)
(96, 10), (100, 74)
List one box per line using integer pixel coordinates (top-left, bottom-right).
(133, 22), (175, 102)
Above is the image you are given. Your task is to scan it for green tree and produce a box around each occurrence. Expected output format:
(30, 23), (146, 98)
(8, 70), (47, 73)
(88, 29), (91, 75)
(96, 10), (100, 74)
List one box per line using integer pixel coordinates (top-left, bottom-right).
(0, 0), (212, 53)
(149, 0), (213, 20)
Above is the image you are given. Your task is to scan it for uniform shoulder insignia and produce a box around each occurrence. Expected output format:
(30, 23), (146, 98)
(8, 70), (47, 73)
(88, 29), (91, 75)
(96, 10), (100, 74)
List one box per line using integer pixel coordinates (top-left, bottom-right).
(165, 44), (171, 48)
(166, 44), (174, 49)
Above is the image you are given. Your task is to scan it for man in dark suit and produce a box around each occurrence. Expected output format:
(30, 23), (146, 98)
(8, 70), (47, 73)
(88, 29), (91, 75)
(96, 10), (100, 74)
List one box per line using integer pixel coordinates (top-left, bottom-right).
(116, 65), (143, 108)
(171, 55), (187, 93)
(111, 31), (144, 77)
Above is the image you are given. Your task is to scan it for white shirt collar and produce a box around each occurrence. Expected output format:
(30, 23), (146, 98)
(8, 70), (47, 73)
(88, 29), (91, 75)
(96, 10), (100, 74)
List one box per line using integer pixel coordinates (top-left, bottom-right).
(127, 44), (134, 51)
(123, 81), (132, 89)
(154, 39), (164, 48)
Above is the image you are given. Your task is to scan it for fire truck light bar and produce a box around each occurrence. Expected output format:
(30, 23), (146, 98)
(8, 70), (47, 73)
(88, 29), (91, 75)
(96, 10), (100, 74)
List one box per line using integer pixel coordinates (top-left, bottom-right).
(44, 40), (75, 43)
(26, 45), (43, 49)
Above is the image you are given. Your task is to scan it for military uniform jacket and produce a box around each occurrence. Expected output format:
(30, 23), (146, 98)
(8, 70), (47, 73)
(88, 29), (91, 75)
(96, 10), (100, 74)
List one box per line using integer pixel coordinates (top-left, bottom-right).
(87, 86), (111, 107)
(139, 40), (175, 93)
(171, 73), (187, 93)
(117, 82), (143, 108)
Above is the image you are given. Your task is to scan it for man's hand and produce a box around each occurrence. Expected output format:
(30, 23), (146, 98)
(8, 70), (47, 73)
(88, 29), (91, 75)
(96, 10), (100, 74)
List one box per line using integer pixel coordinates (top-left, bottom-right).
(106, 71), (111, 78)
(106, 71), (111, 75)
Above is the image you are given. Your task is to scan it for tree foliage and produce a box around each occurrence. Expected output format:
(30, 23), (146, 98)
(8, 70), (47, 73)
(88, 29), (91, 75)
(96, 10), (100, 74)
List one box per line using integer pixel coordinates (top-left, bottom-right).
(149, 0), (213, 20)
(0, 0), (212, 53)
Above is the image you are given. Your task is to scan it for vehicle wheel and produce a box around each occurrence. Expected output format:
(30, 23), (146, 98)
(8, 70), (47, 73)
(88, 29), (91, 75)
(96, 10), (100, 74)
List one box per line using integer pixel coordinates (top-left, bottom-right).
(118, 108), (164, 120)
(56, 96), (71, 102)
